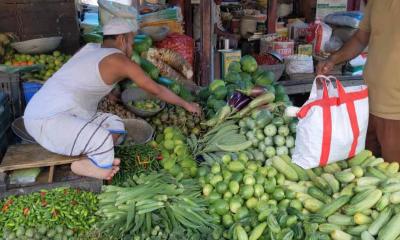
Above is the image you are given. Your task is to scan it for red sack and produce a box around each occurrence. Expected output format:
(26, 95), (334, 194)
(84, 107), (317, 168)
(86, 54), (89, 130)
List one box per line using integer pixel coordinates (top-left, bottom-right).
(156, 33), (194, 66)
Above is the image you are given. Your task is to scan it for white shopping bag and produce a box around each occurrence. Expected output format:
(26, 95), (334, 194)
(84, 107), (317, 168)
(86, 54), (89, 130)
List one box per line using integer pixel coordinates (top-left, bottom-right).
(292, 75), (369, 169)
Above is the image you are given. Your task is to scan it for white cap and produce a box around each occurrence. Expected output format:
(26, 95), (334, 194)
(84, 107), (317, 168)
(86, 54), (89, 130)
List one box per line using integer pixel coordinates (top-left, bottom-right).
(103, 17), (138, 35)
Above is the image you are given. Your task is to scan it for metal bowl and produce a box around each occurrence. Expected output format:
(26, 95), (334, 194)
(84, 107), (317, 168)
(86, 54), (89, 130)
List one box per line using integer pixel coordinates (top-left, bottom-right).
(140, 26), (170, 42)
(122, 119), (154, 144)
(121, 87), (165, 118)
(11, 36), (62, 54)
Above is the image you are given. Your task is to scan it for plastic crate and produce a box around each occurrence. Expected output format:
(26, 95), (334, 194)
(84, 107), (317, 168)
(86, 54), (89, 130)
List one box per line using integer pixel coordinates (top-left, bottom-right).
(22, 82), (43, 104)
(0, 73), (23, 120)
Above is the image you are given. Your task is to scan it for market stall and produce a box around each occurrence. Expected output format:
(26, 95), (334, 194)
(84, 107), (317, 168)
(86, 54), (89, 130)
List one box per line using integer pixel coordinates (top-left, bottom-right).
(2, 0), (399, 240)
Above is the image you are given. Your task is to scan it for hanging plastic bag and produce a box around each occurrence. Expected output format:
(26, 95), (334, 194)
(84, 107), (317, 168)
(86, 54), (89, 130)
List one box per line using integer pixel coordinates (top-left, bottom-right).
(292, 75), (369, 169)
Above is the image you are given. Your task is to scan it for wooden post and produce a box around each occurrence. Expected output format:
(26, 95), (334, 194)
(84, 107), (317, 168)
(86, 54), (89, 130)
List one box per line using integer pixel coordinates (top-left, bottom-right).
(267, 0), (278, 33)
(184, 0), (193, 37)
(48, 166), (55, 183)
(200, 0), (212, 86)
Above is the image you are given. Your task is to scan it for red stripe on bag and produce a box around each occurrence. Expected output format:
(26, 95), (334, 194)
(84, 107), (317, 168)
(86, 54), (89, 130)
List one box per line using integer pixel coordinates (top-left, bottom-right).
(336, 80), (360, 158)
(297, 88), (368, 118)
(319, 83), (332, 166)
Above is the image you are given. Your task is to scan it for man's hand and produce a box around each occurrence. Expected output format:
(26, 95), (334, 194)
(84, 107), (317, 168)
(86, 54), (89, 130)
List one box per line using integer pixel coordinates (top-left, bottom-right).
(184, 102), (202, 116)
(316, 60), (335, 75)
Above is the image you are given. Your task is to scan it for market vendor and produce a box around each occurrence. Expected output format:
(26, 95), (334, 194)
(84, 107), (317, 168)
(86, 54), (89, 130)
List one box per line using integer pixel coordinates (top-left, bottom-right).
(23, 17), (201, 180)
(317, 0), (400, 162)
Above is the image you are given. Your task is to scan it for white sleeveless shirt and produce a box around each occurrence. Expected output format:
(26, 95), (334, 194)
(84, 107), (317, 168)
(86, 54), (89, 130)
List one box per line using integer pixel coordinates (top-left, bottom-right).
(24, 43), (123, 120)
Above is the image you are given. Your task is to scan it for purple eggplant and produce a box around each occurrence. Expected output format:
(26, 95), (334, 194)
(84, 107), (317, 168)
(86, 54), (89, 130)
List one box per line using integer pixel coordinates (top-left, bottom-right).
(234, 96), (252, 111)
(228, 91), (245, 107)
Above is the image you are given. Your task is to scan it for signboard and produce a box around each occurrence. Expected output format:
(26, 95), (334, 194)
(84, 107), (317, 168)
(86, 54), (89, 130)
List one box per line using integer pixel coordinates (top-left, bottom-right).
(316, 0), (348, 20)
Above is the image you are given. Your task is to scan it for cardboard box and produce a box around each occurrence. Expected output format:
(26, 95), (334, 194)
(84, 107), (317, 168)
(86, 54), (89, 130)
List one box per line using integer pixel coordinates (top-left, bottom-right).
(316, 0), (348, 20)
(297, 44), (313, 56)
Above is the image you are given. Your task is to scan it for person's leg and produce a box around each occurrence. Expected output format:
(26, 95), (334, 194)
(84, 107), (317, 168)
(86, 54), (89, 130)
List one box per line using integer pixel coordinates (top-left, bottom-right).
(375, 115), (400, 163)
(34, 113), (121, 179)
(365, 114), (381, 157)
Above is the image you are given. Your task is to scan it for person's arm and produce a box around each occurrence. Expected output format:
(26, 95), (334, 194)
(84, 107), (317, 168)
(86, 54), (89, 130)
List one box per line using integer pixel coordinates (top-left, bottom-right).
(317, 0), (373, 75)
(214, 24), (241, 40)
(119, 56), (201, 114)
(316, 30), (370, 75)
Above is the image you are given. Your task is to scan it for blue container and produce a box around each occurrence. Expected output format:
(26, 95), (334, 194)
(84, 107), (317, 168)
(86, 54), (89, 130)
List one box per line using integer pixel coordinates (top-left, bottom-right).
(23, 82), (43, 104)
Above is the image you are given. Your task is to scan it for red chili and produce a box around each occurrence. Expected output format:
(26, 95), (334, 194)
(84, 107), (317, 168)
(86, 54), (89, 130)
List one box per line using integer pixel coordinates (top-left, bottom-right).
(23, 208), (30, 216)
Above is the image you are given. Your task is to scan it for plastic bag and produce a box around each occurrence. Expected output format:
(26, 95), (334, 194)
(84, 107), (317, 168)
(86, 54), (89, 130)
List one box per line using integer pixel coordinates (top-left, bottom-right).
(156, 33), (194, 66)
(9, 168), (41, 184)
(285, 55), (314, 74)
(325, 36), (343, 53)
(292, 76), (369, 169)
(324, 11), (364, 28)
(313, 21), (332, 55)
(350, 53), (368, 67)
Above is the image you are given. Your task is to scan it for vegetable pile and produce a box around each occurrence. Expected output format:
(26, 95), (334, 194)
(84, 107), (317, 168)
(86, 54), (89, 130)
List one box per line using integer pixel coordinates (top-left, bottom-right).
(155, 127), (198, 180)
(3, 51), (71, 81)
(131, 99), (162, 111)
(198, 55), (287, 119)
(96, 172), (213, 240)
(149, 105), (205, 136)
(98, 95), (135, 119)
(112, 143), (160, 186)
(0, 188), (98, 239)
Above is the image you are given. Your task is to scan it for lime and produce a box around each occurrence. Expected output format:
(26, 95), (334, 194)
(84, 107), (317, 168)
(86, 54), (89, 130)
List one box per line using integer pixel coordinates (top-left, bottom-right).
(245, 197), (258, 209)
(243, 174), (255, 185)
(228, 181), (240, 195)
(231, 172), (243, 182)
(211, 163), (221, 174)
(210, 175), (223, 186)
(163, 140), (174, 150)
(238, 152), (249, 163)
(211, 213), (221, 224)
(223, 191), (233, 200)
(240, 185), (254, 199)
(174, 139), (184, 145)
(234, 207), (249, 221)
(190, 166), (197, 177)
(164, 127), (174, 134)
(255, 174), (265, 185)
(247, 162), (258, 172)
(257, 166), (269, 176)
(222, 214), (234, 227)
(260, 193), (269, 201)
(278, 199), (290, 210)
(216, 181), (228, 194)
(229, 197), (242, 213)
(222, 154), (231, 164)
(255, 200), (269, 213)
(197, 166), (209, 177)
(164, 132), (174, 140)
(163, 158), (176, 170)
(213, 199), (229, 216)
(254, 184), (264, 197)
(53, 51), (61, 57)
(222, 170), (232, 181)
(272, 188), (285, 201)
(202, 184), (213, 197)
(208, 192), (222, 203)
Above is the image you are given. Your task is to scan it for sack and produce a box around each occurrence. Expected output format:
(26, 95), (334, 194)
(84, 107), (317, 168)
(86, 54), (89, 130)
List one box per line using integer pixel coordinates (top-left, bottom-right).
(324, 11), (364, 28)
(292, 76), (369, 169)
(156, 33), (194, 66)
(285, 55), (314, 74)
(313, 21), (332, 55)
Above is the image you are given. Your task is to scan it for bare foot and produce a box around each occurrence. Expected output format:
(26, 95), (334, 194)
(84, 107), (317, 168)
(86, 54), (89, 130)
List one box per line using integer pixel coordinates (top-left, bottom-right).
(113, 158), (121, 166)
(71, 159), (119, 180)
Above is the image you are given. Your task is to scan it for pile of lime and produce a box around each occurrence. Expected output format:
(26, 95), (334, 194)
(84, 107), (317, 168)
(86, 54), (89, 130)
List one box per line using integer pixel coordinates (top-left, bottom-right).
(132, 99), (161, 111)
(4, 51), (71, 81)
(155, 127), (197, 180)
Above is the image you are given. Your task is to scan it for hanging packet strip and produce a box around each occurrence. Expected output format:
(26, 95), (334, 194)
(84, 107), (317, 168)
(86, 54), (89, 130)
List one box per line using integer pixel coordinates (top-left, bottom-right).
(292, 75), (369, 169)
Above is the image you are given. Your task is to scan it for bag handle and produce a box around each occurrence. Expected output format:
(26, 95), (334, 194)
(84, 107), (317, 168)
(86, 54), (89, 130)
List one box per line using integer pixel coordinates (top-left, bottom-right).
(310, 75), (333, 100)
(325, 75), (348, 101)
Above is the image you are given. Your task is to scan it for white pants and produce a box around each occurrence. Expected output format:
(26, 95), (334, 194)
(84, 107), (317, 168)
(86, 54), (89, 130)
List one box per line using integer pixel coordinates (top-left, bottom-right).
(24, 112), (126, 169)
